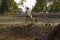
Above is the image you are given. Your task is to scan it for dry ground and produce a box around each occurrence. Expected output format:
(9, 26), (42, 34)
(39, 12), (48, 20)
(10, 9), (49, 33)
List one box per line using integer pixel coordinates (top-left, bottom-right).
(0, 23), (54, 40)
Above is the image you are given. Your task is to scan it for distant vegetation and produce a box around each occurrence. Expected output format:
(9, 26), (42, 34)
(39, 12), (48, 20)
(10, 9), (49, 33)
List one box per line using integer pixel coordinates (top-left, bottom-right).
(32, 0), (60, 12)
(0, 0), (18, 16)
(0, 0), (60, 16)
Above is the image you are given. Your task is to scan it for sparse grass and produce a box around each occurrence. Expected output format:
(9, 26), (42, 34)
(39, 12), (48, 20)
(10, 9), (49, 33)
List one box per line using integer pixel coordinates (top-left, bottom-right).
(0, 23), (55, 40)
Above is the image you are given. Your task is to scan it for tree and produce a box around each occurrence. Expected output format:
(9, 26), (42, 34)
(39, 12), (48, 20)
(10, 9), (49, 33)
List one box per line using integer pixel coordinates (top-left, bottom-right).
(7, 0), (18, 15)
(0, 0), (8, 14)
(49, 1), (60, 12)
(0, 0), (18, 15)
(0, 0), (2, 6)
(32, 0), (60, 12)
(32, 0), (46, 12)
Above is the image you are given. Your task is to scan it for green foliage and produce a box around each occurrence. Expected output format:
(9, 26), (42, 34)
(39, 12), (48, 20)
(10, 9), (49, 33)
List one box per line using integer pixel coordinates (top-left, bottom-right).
(32, 0), (60, 12)
(0, 0), (18, 15)
(0, 0), (2, 6)
(49, 1), (60, 12)
(32, 0), (46, 12)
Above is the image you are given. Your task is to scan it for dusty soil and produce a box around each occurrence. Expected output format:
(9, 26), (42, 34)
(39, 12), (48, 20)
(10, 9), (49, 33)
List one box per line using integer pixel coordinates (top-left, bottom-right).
(0, 24), (60, 40)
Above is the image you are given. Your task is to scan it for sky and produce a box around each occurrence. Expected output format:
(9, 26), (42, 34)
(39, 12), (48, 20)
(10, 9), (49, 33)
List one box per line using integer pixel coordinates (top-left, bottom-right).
(14, 0), (36, 12)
